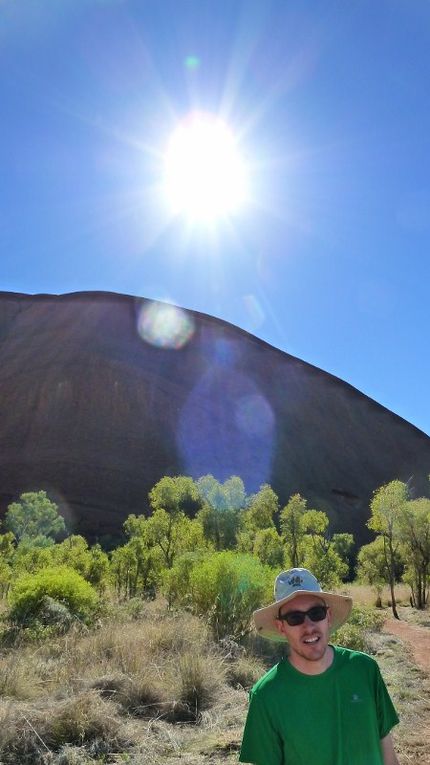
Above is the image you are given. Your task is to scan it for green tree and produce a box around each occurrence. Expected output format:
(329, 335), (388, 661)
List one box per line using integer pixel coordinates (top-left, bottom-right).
(51, 535), (92, 576)
(86, 544), (110, 592)
(243, 484), (278, 531)
(0, 531), (15, 560)
(296, 508), (350, 587)
(5, 491), (66, 542)
(279, 495), (352, 582)
(197, 475), (246, 511)
(0, 532), (15, 597)
(280, 494), (307, 567)
(331, 533), (354, 579)
(149, 475), (202, 517)
(302, 509), (329, 536)
(331, 533), (354, 563)
(357, 537), (394, 606)
(367, 480), (408, 619)
(146, 508), (207, 568)
(146, 476), (208, 566)
(51, 536), (109, 593)
(238, 484), (279, 552)
(0, 558), (12, 598)
(252, 527), (284, 568)
(301, 536), (348, 589)
(125, 478), (209, 573)
(196, 475), (247, 550)
(110, 538), (162, 599)
(398, 498), (430, 609)
(12, 537), (56, 577)
(123, 513), (147, 539)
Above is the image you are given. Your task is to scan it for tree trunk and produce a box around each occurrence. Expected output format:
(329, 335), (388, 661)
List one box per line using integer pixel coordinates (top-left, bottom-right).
(389, 578), (399, 619)
(387, 537), (399, 619)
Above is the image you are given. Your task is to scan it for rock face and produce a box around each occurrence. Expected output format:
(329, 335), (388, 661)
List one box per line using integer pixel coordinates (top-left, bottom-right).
(1, 290), (429, 545)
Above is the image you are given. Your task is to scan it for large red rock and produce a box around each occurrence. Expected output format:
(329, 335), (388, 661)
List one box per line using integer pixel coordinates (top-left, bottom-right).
(1, 290), (429, 544)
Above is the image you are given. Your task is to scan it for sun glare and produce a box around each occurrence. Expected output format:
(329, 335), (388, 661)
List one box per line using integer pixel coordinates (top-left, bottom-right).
(163, 112), (248, 223)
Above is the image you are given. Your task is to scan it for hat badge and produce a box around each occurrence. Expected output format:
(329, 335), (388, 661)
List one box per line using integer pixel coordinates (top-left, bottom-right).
(288, 575), (303, 588)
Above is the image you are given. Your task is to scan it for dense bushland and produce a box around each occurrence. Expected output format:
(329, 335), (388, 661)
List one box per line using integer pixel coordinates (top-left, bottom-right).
(1, 474), (429, 644)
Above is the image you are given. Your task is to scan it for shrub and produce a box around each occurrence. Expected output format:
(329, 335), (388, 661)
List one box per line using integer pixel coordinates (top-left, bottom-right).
(162, 551), (205, 608)
(332, 623), (371, 653)
(187, 551), (272, 639)
(346, 604), (385, 632)
(8, 566), (100, 629)
(331, 604), (384, 653)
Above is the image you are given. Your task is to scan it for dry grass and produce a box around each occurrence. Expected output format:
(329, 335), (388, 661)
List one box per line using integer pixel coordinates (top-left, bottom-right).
(0, 597), (247, 763)
(224, 654), (266, 689)
(0, 593), (428, 764)
(0, 651), (45, 700)
(0, 692), (127, 764)
(339, 582), (411, 607)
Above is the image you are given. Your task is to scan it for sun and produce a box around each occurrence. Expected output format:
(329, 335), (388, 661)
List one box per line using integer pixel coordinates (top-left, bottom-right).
(163, 112), (248, 224)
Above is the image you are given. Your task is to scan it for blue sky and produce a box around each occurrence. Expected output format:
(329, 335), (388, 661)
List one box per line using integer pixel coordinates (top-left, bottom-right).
(2, 0), (430, 435)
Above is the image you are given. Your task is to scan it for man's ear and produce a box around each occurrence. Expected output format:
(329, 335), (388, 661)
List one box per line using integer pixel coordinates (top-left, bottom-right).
(275, 618), (286, 638)
(327, 606), (332, 628)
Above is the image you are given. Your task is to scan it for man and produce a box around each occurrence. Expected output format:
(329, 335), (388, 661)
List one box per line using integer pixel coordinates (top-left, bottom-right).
(240, 568), (400, 765)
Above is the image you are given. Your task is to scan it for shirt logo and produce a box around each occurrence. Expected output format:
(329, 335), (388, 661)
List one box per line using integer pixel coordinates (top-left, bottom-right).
(351, 694), (362, 703)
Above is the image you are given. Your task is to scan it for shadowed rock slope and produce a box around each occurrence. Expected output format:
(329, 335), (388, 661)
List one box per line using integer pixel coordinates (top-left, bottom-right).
(1, 291), (429, 545)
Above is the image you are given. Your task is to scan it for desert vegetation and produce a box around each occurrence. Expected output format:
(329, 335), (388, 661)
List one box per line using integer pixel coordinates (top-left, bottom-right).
(0, 476), (429, 762)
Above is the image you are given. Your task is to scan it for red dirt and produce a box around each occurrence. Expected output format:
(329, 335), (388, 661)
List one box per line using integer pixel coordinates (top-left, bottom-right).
(383, 617), (430, 764)
(383, 617), (430, 673)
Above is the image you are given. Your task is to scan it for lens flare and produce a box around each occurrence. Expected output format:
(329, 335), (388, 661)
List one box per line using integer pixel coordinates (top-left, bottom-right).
(184, 55), (200, 70)
(235, 394), (274, 437)
(137, 302), (195, 349)
(243, 294), (265, 330)
(177, 369), (275, 491)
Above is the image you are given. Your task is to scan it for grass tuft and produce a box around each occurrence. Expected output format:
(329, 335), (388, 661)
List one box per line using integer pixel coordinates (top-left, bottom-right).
(173, 652), (224, 722)
(91, 672), (167, 718)
(0, 693), (126, 764)
(225, 655), (266, 689)
(0, 652), (43, 699)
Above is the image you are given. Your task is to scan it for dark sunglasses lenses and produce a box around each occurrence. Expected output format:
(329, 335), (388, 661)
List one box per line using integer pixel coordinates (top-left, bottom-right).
(280, 605), (328, 626)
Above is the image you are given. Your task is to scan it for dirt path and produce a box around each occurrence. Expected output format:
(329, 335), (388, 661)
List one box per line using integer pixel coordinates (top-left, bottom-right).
(383, 617), (430, 674)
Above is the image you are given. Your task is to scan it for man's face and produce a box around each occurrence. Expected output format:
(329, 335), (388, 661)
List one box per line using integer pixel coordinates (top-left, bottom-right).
(275, 594), (332, 673)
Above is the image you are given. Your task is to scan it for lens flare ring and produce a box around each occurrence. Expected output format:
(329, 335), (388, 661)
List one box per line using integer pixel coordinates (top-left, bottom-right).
(137, 301), (195, 349)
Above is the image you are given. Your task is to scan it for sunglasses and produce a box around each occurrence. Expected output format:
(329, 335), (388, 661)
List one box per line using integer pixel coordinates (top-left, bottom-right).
(277, 604), (328, 627)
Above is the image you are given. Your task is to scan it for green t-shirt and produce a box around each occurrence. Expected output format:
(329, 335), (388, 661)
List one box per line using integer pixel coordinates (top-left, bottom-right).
(239, 645), (399, 765)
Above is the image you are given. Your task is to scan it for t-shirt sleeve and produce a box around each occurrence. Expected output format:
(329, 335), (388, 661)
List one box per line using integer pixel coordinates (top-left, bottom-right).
(239, 689), (283, 765)
(374, 663), (399, 739)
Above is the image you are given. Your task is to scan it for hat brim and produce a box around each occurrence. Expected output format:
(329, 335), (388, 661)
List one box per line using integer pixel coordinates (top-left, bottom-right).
(253, 589), (353, 642)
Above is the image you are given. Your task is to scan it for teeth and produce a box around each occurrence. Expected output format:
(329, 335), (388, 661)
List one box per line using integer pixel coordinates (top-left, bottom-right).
(304, 637), (319, 644)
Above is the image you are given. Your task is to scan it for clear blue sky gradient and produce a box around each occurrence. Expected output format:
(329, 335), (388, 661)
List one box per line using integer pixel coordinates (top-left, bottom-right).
(2, 1), (430, 435)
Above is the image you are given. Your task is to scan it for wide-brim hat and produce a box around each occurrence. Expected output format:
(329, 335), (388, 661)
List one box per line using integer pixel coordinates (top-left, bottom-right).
(254, 568), (353, 642)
